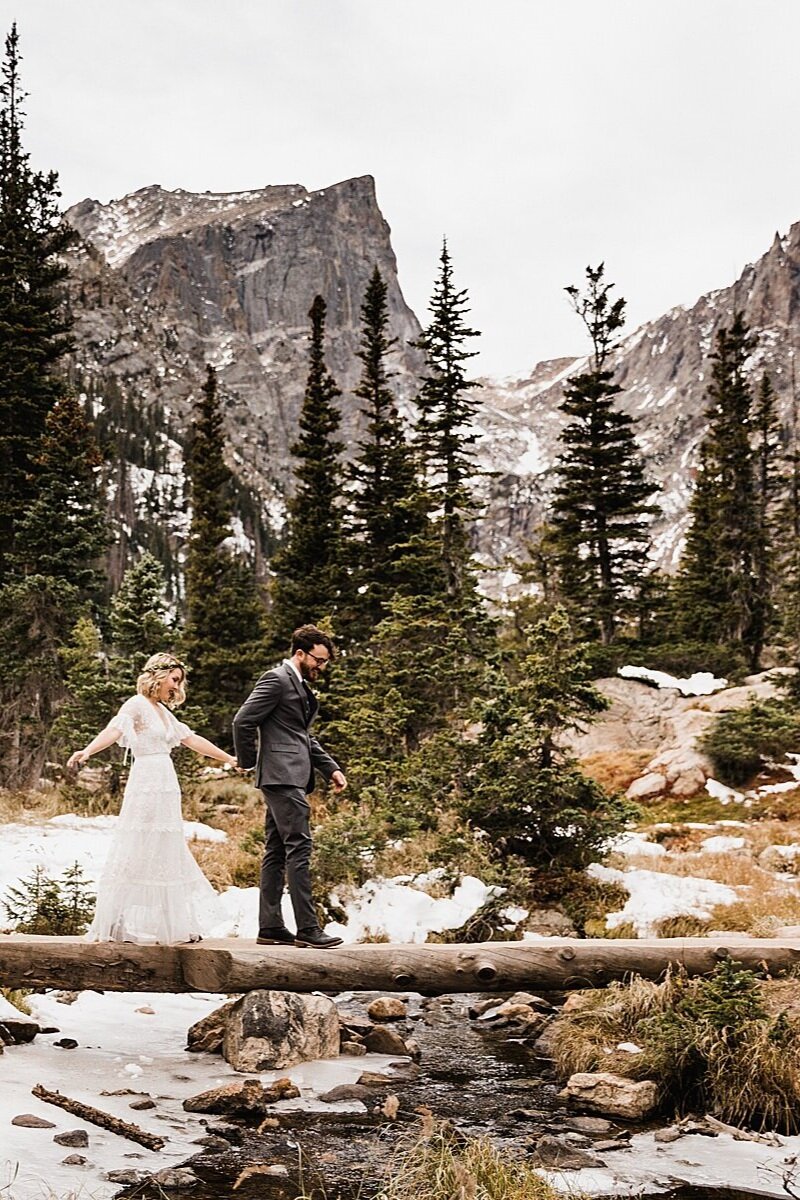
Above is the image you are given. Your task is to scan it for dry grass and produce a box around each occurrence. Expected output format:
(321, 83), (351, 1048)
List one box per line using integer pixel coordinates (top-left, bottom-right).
(580, 749), (655, 793)
(365, 1117), (572, 1200)
(550, 967), (800, 1132)
(0, 786), (77, 824)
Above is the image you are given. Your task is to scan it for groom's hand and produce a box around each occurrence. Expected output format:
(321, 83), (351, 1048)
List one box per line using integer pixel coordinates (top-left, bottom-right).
(331, 770), (347, 793)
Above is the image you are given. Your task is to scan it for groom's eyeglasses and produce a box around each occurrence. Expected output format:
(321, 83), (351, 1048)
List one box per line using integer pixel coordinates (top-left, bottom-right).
(304, 652), (330, 668)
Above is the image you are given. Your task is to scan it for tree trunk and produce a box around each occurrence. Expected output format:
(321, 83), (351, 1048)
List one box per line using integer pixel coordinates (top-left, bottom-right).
(1, 935), (798, 994)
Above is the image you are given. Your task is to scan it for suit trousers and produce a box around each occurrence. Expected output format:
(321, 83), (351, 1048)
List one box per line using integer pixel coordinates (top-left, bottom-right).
(259, 785), (317, 934)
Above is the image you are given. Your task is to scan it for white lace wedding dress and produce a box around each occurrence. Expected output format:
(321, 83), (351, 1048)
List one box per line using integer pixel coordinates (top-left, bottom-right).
(86, 694), (224, 944)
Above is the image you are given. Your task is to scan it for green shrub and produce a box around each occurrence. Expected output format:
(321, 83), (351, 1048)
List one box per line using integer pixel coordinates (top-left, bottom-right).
(312, 805), (388, 916)
(552, 961), (800, 1132)
(3, 863), (95, 935)
(699, 700), (800, 785)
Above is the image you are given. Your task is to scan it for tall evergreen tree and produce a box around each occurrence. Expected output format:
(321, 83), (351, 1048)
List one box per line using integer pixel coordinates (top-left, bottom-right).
(414, 240), (482, 601)
(461, 607), (633, 873)
(181, 364), (266, 742)
(110, 550), (171, 667)
(13, 393), (107, 598)
(551, 264), (656, 644)
(349, 266), (430, 631)
(269, 296), (350, 646)
(776, 366), (800, 648)
(750, 373), (781, 666)
(0, 24), (75, 574)
(677, 314), (761, 663)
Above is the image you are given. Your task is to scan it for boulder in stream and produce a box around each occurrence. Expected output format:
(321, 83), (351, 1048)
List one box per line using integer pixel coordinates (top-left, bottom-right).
(223, 990), (339, 1071)
(561, 1071), (659, 1120)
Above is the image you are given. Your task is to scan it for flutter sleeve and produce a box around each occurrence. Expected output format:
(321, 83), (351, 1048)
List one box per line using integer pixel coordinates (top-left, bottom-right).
(164, 706), (193, 749)
(107, 696), (142, 749)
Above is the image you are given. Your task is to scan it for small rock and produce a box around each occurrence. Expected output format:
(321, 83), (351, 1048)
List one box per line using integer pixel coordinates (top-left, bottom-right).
(206, 1122), (243, 1143)
(510, 1108), (545, 1121)
(337, 1012), (373, 1036)
(262, 1077), (300, 1104)
(367, 997), (407, 1021)
(341, 1041), (367, 1056)
(507, 992), (554, 1012)
(192, 1134), (230, 1153)
(61, 1154), (88, 1166)
(561, 1072), (659, 1120)
(364, 1025), (409, 1056)
(468, 997), (505, 1018)
(53, 1037), (78, 1050)
(183, 1078), (270, 1116)
(0, 1002), (39, 1043)
(532, 1134), (602, 1169)
(152, 1167), (198, 1188)
(100, 1088), (135, 1096)
(626, 772), (668, 800)
(12, 1114), (56, 1128)
(319, 1083), (372, 1103)
(54, 1130), (89, 1147)
(55, 991), (80, 1005)
(565, 1116), (613, 1133)
(380, 1095), (400, 1120)
(129, 1099), (156, 1111)
(356, 1071), (393, 1087)
(107, 1170), (146, 1185)
(135, 1006), (156, 1015)
(654, 1126), (682, 1143)
(594, 1139), (631, 1152)
(404, 1038), (422, 1063)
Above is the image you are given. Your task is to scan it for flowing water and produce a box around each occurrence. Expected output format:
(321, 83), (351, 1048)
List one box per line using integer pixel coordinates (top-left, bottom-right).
(123, 995), (768, 1200)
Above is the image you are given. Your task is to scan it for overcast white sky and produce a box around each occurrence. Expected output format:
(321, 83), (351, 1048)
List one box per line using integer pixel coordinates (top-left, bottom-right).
(7, 0), (800, 377)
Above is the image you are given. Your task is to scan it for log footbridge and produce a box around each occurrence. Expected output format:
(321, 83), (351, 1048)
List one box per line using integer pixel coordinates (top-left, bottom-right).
(1, 935), (799, 994)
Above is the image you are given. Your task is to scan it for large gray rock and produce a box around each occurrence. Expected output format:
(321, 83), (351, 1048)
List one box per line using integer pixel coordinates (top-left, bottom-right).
(223, 990), (340, 1072)
(561, 1072), (659, 1120)
(187, 999), (237, 1054)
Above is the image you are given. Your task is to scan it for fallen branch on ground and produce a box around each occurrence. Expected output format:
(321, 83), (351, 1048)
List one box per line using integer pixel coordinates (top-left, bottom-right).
(31, 1084), (165, 1150)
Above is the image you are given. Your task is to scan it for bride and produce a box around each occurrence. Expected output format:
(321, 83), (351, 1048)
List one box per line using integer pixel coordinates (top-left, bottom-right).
(67, 653), (236, 944)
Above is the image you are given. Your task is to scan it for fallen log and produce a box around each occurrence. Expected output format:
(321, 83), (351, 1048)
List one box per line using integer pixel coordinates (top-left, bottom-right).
(1, 934), (799, 994)
(31, 1084), (165, 1150)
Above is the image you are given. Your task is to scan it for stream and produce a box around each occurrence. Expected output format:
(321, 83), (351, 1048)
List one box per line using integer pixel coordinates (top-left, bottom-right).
(120, 993), (771, 1200)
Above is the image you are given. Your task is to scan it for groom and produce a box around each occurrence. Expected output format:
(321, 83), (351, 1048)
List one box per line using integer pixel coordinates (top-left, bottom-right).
(233, 624), (347, 949)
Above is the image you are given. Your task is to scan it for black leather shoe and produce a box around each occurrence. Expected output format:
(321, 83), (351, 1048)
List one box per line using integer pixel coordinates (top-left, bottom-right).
(295, 928), (343, 949)
(257, 927), (297, 946)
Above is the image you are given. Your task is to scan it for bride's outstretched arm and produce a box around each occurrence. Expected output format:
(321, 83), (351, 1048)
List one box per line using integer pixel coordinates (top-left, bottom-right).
(180, 733), (237, 767)
(67, 724), (122, 770)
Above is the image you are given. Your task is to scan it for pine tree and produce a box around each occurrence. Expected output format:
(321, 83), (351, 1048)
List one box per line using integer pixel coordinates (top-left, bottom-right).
(349, 266), (431, 631)
(461, 607), (633, 872)
(181, 364), (267, 742)
(750, 373), (781, 666)
(13, 393), (107, 598)
(50, 614), (124, 766)
(269, 297), (350, 647)
(414, 240), (482, 601)
(0, 24), (75, 574)
(110, 550), (172, 677)
(551, 264), (656, 644)
(776, 365), (800, 648)
(677, 314), (761, 662)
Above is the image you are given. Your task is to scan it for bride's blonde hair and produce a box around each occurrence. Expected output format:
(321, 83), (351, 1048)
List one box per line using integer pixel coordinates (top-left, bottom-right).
(136, 653), (187, 707)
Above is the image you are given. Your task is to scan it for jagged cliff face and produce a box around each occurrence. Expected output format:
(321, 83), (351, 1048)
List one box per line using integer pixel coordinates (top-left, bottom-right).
(474, 227), (800, 576)
(65, 177), (423, 568)
(64, 175), (800, 591)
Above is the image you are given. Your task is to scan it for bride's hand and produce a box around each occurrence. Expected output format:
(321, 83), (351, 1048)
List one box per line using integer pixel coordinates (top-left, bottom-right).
(67, 750), (88, 771)
(224, 755), (238, 770)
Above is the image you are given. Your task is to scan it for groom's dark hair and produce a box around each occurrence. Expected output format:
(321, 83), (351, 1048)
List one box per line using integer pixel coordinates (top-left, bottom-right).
(291, 624), (335, 659)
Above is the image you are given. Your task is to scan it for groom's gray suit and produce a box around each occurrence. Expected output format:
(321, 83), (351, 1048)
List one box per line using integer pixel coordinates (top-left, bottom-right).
(233, 661), (340, 935)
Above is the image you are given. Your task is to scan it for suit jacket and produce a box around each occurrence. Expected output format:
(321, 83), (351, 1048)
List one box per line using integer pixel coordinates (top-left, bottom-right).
(232, 662), (340, 792)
